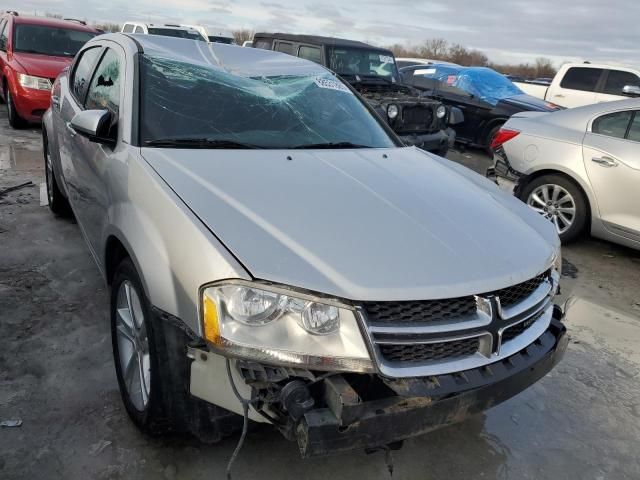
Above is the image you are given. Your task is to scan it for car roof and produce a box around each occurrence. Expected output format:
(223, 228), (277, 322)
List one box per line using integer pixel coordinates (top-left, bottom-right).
(9, 15), (97, 32)
(111, 33), (329, 77)
(253, 32), (393, 53)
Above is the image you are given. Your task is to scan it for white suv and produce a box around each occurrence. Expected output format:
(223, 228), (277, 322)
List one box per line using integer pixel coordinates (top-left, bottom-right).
(121, 22), (206, 41)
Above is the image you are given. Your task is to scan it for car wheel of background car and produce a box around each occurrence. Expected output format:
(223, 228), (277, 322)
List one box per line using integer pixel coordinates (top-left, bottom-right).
(520, 174), (588, 243)
(485, 124), (504, 154)
(43, 135), (72, 216)
(6, 89), (26, 129)
(111, 258), (173, 435)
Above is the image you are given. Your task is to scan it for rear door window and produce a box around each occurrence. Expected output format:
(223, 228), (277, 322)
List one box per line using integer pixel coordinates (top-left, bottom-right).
(626, 113), (640, 142)
(560, 67), (603, 92)
(134, 26), (144, 34)
(275, 41), (294, 55)
(592, 111), (633, 139)
(603, 70), (640, 95)
(298, 45), (321, 64)
(122, 24), (134, 33)
(71, 46), (102, 103)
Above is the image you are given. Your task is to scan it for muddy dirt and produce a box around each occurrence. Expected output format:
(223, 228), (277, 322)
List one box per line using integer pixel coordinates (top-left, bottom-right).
(1, 115), (640, 479)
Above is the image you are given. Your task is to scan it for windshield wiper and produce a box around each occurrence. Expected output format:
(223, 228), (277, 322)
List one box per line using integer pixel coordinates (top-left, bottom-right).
(144, 138), (264, 149)
(293, 142), (371, 149)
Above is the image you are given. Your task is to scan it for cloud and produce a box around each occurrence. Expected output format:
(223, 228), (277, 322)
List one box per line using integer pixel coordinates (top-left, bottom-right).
(13, 0), (640, 66)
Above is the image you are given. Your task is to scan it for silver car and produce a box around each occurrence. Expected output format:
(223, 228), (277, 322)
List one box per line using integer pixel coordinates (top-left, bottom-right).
(43, 33), (566, 458)
(489, 99), (640, 249)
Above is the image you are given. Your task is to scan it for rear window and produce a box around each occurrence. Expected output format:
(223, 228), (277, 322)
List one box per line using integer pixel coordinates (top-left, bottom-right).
(253, 39), (271, 50)
(592, 111), (632, 139)
(298, 45), (321, 64)
(603, 70), (640, 95)
(560, 67), (603, 92)
(13, 24), (96, 57)
(275, 42), (294, 55)
(122, 24), (134, 33)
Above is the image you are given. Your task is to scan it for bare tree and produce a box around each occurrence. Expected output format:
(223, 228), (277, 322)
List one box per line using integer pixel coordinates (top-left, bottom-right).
(232, 29), (254, 45)
(534, 57), (555, 78)
(418, 38), (448, 60)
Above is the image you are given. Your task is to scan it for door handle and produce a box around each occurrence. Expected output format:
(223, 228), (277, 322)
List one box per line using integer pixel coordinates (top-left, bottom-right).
(65, 122), (77, 138)
(591, 156), (618, 167)
(554, 94), (565, 98)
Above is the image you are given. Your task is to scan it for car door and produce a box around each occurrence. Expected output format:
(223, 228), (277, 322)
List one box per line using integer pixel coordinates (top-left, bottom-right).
(583, 109), (640, 240)
(0, 19), (9, 95)
(595, 69), (640, 104)
(67, 46), (125, 255)
(549, 67), (602, 108)
(56, 45), (103, 202)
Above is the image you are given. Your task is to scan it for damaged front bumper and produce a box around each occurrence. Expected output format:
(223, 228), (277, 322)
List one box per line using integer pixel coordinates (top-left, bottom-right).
(298, 317), (567, 456)
(188, 305), (567, 457)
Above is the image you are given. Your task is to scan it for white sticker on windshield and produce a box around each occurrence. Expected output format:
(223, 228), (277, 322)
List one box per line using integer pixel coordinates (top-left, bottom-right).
(379, 54), (394, 64)
(414, 68), (436, 75)
(314, 76), (352, 93)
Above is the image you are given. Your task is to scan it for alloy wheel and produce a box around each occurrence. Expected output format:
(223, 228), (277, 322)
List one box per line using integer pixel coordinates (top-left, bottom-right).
(527, 183), (576, 235)
(115, 280), (151, 411)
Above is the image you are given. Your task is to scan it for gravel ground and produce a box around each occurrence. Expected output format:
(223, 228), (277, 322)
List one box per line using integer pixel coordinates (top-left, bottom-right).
(1, 115), (640, 480)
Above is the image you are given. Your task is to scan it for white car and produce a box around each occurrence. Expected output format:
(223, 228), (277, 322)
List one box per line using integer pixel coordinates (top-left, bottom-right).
(514, 63), (640, 108)
(489, 99), (640, 249)
(121, 22), (206, 41)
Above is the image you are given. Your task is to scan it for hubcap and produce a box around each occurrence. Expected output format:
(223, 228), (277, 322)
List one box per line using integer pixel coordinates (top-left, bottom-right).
(527, 184), (576, 235)
(115, 281), (151, 411)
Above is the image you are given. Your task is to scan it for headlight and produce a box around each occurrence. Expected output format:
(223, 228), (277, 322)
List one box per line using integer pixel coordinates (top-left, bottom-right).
(436, 105), (447, 119)
(387, 104), (399, 119)
(201, 282), (374, 372)
(18, 73), (52, 91)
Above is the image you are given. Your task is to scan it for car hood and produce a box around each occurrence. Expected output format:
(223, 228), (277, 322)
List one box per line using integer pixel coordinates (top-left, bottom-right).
(142, 147), (558, 301)
(498, 93), (562, 112)
(13, 53), (72, 79)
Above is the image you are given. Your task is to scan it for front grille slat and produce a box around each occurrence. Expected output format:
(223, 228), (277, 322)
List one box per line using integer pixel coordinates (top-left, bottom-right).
(365, 270), (551, 365)
(380, 338), (480, 363)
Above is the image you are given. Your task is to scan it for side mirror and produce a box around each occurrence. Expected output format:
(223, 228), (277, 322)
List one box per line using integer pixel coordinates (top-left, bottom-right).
(70, 109), (114, 145)
(448, 106), (464, 125)
(622, 85), (640, 97)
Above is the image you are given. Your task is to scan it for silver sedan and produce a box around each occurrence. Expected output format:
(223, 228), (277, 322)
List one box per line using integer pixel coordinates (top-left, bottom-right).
(489, 99), (640, 249)
(42, 33), (564, 456)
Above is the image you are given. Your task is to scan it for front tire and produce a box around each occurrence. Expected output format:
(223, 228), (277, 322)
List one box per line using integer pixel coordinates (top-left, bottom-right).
(6, 89), (26, 129)
(111, 258), (171, 435)
(519, 174), (588, 243)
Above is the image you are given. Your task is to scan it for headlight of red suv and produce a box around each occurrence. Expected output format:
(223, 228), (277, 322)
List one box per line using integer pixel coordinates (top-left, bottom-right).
(18, 73), (52, 91)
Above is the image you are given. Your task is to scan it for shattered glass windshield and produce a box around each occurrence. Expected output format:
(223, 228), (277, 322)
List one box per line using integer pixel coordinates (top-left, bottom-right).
(140, 55), (396, 149)
(327, 47), (398, 81)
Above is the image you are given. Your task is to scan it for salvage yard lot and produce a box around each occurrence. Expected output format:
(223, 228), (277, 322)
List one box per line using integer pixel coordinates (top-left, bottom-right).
(1, 110), (640, 479)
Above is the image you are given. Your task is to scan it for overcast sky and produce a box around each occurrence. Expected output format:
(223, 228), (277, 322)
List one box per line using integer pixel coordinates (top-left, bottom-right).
(13, 0), (639, 66)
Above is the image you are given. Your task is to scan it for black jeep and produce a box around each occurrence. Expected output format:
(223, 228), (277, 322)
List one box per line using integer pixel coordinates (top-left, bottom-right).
(252, 33), (460, 156)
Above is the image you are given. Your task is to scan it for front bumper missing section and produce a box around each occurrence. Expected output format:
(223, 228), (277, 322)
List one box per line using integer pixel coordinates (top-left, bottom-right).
(295, 318), (567, 457)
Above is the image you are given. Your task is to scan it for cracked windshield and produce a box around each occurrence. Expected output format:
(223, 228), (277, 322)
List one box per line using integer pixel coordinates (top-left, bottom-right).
(140, 56), (396, 149)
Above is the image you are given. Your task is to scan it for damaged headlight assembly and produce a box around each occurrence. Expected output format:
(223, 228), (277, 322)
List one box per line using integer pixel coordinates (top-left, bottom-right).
(201, 281), (374, 373)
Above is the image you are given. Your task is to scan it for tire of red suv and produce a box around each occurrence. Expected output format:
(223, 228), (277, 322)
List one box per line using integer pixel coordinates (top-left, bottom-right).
(6, 89), (26, 129)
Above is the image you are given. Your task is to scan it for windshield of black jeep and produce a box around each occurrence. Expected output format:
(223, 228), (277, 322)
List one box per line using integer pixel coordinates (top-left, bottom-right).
(140, 55), (397, 149)
(327, 47), (398, 81)
(13, 24), (96, 57)
(147, 28), (205, 41)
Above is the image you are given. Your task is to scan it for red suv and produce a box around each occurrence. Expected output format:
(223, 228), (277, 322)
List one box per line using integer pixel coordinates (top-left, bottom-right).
(0, 12), (98, 128)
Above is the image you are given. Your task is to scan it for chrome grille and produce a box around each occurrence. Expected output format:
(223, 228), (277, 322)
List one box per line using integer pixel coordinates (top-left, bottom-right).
(361, 269), (557, 378)
(364, 297), (477, 324)
(380, 338), (479, 363)
(489, 272), (548, 308)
